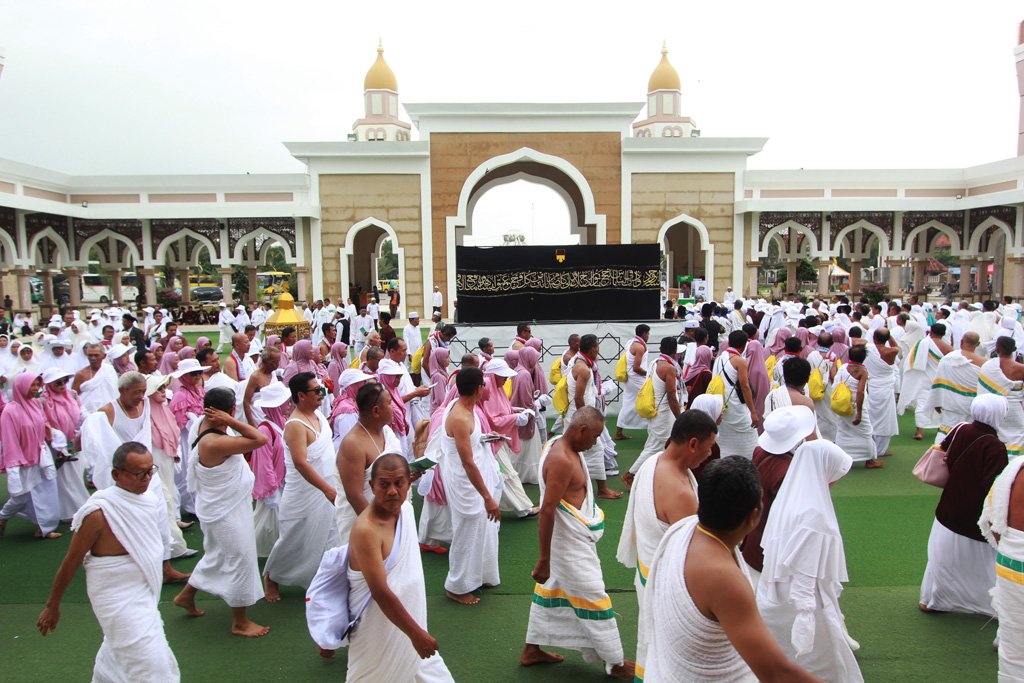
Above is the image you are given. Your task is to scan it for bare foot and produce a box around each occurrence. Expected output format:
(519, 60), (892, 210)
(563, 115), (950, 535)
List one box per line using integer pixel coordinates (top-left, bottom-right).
(620, 472), (634, 490)
(173, 593), (205, 617)
(919, 602), (941, 613)
(865, 459), (884, 469)
(521, 644), (565, 666)
(613, 431), (631, 441)
(264, 577), (281, 602)
(318, 646), (335, 659)
(483, 583), (496, 588)
(597, 484), (623, 500)
(446, 590), (480, 605)
(609, 661), (636, 678)
(35, 531), (62, 539)
(163, 568), (191, 583)
(232, 620), (270, 637)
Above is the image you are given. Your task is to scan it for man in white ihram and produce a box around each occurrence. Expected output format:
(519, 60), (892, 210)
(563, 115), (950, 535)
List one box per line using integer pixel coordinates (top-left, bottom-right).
(37, 442), (180, 682)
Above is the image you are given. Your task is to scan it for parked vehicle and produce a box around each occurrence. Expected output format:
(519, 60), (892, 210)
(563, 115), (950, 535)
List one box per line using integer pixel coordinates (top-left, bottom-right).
(191, 286), (223, 302)
(81, 273), (140, 304)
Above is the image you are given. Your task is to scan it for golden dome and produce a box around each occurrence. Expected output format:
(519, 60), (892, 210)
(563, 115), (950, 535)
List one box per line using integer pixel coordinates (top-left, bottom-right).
(364, 40), (398, 91)
(264, 291), (310, 335)
(647, 42), (680, 92)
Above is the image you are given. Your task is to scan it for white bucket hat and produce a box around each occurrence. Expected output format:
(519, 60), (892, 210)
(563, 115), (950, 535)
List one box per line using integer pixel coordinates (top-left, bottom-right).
(483, 359), (517, 378)
(254, 382), (291, 408)
(42, 367), (73, 385)
(171, 358), (204, 378)
(757, 406), (816, 454)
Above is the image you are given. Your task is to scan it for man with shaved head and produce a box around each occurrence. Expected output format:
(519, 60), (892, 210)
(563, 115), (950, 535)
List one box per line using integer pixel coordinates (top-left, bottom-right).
(323, 453), (454, 680)
(223, 333), (251, 382)
(522, 406), (633, 678)
(925, 331), (986, 445)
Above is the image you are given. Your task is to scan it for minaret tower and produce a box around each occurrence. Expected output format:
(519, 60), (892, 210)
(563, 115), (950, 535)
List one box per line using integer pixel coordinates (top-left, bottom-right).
(352, 40), (412, 142)
(632, 42), (696, 138)
(1016, 21), (1024, 155)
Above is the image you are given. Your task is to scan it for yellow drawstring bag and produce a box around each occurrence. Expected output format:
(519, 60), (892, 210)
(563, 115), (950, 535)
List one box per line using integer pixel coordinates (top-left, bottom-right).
(549, 358), (562, 385)
(552, 375), (570, 415)
(831, 380), (855, 416)
(615, 354), (629, 383)
(765, 354), (777, 378)
(410, 346), (425, 374)
(349, 355), (360, 369)
(808, 368), (826, 401)
(636, 376), (657, 418)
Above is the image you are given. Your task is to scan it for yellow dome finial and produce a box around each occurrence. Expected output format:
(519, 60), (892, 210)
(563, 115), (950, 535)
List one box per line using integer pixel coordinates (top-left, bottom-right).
(364, 39), (398, 91)
(648, 42), (680, 92)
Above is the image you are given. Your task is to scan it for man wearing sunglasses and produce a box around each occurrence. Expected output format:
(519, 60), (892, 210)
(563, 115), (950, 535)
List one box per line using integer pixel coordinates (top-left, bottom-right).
(37, 441), (181, 682)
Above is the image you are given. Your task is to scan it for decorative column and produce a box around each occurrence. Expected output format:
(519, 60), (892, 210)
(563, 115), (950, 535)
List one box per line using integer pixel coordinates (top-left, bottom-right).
(785, 261), (798, 295)
(110, 269), (123, 303)
(247, 267), (259, 305)
(817, 260), (830, 297)
(294, 267), (308, 304)
(848, 260), (863, 296)
(41, 270), (54, 308)
(745, 261), (759, 298)
(913, 259), (926, 292)
(65, 269), (84, 308)
(179, 270), (191, 304)
(12, 268), (33, 311)
(959, 259), (972, 296)
(218, 267), (233, 303)
(975, 260), (988, 295)
(1007, 257), (1024, 298)
(139, 269), (158, 306)
(886, 259), (902, 295)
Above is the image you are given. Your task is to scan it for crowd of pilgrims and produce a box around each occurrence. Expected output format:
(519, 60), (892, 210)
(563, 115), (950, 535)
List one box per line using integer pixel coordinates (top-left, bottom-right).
(5, 291), (1024, 681)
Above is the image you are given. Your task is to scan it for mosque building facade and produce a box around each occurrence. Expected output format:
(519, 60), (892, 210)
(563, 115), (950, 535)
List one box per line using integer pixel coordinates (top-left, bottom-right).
(0, 28), (1023, 318)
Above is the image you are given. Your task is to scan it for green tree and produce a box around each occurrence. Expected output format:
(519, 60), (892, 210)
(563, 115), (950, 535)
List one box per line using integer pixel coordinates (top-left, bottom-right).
(378, 240), (399, 280)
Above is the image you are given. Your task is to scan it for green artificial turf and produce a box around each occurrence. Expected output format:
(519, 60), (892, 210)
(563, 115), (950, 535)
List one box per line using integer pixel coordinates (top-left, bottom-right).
(0, 408), (999, 681)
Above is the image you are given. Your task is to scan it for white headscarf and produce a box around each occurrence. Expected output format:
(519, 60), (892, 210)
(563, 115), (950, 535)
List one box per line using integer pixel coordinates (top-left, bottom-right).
(690, 394), (724, 422)
(971, 394), (1008, 430)
(759, 440), (853, 589)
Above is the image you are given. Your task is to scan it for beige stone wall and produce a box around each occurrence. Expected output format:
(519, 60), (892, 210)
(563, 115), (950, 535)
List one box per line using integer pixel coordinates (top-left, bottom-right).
(631, 172), (736, 296)
(319, 174), (424, 316)
(429, 132), (623, 315)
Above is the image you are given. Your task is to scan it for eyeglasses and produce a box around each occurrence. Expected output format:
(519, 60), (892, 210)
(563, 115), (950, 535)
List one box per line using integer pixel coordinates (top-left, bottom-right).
(115, 465), (158, 481)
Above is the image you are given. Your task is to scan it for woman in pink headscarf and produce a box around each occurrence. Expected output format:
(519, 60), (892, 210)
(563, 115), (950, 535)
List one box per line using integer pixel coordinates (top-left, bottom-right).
(167, 335), (185, 354)
(524, 338), (548, 395)
(428, 347), (450, 413)
(684, 345), (714, 403)
(109, 345), (137, 376)
(327, 341), (349, 398)
(329, 369), (373, 452)
(265, 335), (288, 374)
(379, 366), (409, 448)
(511, 347), (542, 484)
(743, 338), (771, 431)
(282, 340), (326, 385)
(250, 384), (289, 557)
(0, 373), (60, 538)
(831, 327), (851, 364)
(158, 349), (179, 378)
(768, 326), (792, 357)
(504, 348), (520, 371)
(149, 340), (165, 368)
(195, 337), (211, 352)
(169, 365), (206, 435)
(795, 327), (812, 359)
(43, 370), (87, 521)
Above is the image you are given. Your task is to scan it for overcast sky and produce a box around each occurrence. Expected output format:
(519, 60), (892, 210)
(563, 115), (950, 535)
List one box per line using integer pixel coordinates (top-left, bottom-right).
(1, 0), (1021, 178)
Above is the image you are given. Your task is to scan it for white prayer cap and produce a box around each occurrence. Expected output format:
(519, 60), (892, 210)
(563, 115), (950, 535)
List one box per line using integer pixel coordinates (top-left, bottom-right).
(376, 358), (406, 376)
(145, 374), (173, 397)
(483, 359), (517, 378)
(89, 308), (102, 315)
(42, 367), (72, 385)
(923, 302), (934, 310)
(106, 343), (131, 360)
(758, 406), (816, 454)
(41, 334), (59, 346)
(690, 394), (724, 422)
(683, 320), (700, 329)
(338, 368), (373, 389)
(219, 302), (227, 307)
(143, 307), (155, 313)
(823, 320), (836, 332)
(111, 300), (119, 305)
(727, 286), (733, 290)
(236, 305), (246, 311)
(254, 381), (291, 408)
(171, 358), (204, 377)
(409, 312), (419, 319)
(809, 325), (824, 335)
(972, 302), (984, 310)
(972, 394), (1008, 430)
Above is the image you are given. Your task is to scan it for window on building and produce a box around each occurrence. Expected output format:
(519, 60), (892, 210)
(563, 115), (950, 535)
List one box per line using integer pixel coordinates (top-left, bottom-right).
(648, 95), (656, 116)
(389, 95), (398, 117)
(371, 93), (383, 116)
(662, 93), (674, 117)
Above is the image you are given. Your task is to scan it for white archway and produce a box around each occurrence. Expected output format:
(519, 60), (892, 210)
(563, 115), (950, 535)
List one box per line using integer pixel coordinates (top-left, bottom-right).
(155, 230), (220, 267)
(231, 228), (297, 264)
(340, 217), (406, 315)
(968, 217), (1015, 255)
(466, 174), (582, 245)
(26, 227), (72, 268)
(78, 229), (142, 268)
(902, 220), (961, 257)
(831, 220), (890, 261)
(658, 214), (716, 301)
(445, 147), (607, 311)
(756, 221), (821, 260)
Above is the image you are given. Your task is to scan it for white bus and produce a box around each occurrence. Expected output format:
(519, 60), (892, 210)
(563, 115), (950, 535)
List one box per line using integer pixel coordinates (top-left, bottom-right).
(81, 273), (140, 304)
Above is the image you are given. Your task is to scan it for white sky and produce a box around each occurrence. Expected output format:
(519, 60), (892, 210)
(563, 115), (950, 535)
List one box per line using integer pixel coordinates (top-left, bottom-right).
(0, 0), (1021, 177)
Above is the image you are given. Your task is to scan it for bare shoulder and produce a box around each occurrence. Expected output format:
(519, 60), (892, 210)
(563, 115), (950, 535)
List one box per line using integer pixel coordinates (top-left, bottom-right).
(98, 403), (115, 423)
